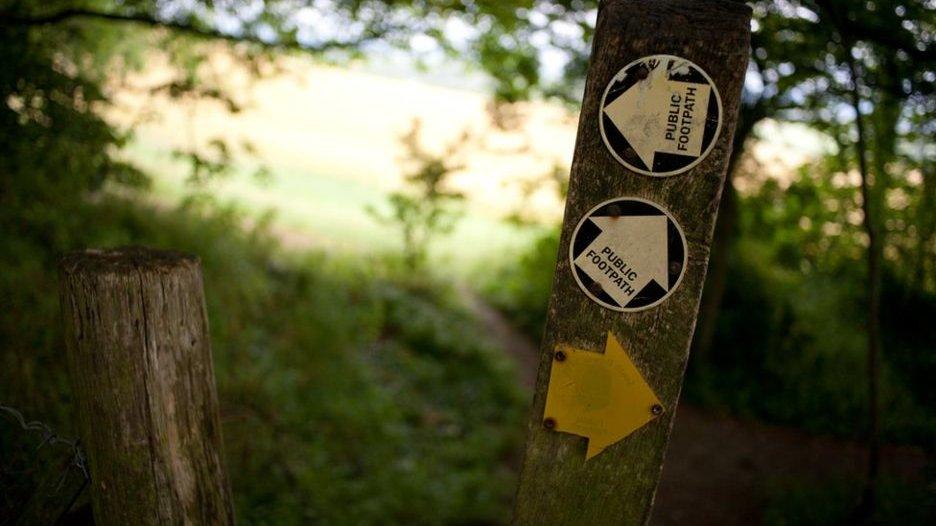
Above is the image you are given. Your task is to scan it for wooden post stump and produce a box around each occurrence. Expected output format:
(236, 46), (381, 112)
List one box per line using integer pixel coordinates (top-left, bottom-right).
(512, 1), (751, 524)
(59, 247), (234, 525)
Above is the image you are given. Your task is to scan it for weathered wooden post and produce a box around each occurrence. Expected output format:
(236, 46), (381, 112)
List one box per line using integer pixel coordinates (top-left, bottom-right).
(512, 1), (750, 524)
(59, 247), (234, 525)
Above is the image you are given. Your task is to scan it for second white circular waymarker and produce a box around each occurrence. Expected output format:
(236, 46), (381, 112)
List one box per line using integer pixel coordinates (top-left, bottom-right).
(569, 197), (687, 312)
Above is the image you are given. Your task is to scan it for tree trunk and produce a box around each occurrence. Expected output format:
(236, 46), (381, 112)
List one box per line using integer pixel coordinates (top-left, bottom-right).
(845, 45), (883, 522)
(58, 247), (234, 525)
(691, 176), (736, 359)
(914, 168), (935, 290)
(692, 100), (764, 360)
(812, 2), (885, 514)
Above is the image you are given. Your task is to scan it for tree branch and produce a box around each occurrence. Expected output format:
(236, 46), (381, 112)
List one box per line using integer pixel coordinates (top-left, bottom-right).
(0, 8), (379, 53)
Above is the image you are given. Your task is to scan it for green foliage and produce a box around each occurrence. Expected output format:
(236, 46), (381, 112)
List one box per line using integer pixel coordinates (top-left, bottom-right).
(0, 9), (527, 512)
(0, 196), (525, 524)
(0, 0), (600, 103)
(684, 148), (936, 444)
(216, 251), (524, 524)
(763, 474), (936, 525)
(480, 227), (559, 339)
(367, 121), (466, 270)
(746, 0), (935, 285)
(683, 237), (936, 445)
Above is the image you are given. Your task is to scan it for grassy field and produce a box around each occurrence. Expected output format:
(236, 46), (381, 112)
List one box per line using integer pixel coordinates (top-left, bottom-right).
(115, 58), (574, 276)
(126, 137), (545, 276)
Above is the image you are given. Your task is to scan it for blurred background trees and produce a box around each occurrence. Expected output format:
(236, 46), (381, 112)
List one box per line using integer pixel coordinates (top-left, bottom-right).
(1, 0), (933, 524)
(367, 121), (467, 270)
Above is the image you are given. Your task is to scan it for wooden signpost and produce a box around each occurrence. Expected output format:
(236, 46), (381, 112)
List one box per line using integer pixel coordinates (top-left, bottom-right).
(512, 1), (751, 524)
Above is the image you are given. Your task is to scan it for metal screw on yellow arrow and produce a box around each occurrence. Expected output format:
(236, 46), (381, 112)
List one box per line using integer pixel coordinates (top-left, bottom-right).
(542, 331), (663, 460)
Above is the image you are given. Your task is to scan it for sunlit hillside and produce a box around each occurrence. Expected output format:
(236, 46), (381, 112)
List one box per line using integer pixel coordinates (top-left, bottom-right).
(110, 52), (578, 274)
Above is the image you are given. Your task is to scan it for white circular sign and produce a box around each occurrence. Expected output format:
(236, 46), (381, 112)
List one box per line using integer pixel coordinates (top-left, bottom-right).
(569, 197), (688, 312)
(599, 54), (722, 177)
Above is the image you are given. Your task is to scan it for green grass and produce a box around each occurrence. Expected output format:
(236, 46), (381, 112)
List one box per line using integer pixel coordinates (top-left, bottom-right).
(0, 194), (526, 525)
(122, 137), (538, 277)
(763, 475), (936, 525)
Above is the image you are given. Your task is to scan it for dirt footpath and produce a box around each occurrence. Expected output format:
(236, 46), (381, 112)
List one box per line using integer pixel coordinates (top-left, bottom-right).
(653, 404), (927, 525)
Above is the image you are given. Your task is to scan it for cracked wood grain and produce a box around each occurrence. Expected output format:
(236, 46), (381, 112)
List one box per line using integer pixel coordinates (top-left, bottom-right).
(512, 1), (751, 524)
(59, 247), (234, 525)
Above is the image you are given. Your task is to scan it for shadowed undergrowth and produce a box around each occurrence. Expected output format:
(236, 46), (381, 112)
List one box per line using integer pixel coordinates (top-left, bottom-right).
(0, 195), (525, 524)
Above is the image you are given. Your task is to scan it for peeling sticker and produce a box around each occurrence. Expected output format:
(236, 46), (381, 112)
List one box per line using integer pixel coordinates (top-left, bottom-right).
(599, 54), (722, 177)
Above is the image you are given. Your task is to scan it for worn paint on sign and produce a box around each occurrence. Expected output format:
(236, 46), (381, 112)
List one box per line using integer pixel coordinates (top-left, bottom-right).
(599, 54), (722, 177)
(543, 332), (662, 460)
(569, 197), (687, 312)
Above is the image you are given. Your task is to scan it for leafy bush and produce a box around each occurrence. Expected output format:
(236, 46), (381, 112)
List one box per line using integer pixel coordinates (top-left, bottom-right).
(683, 238), (936, 445)
(478, 227), (559, 340)
(763, 474), (936, 525)
(0, 197), (524, 525)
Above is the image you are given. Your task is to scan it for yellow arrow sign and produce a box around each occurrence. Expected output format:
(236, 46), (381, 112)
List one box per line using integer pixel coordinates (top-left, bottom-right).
(543, 332), (663, 460)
